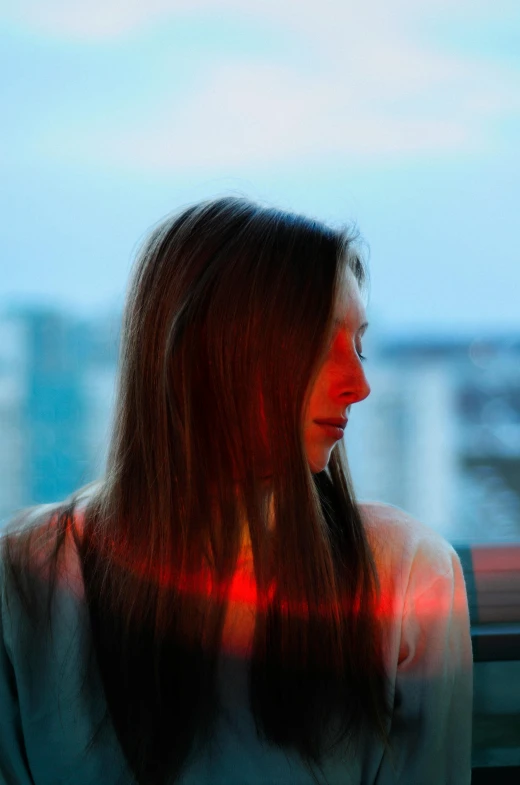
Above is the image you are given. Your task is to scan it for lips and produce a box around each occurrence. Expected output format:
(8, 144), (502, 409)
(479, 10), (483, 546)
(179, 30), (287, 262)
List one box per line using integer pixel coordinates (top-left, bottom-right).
(314, 418), (348, 429)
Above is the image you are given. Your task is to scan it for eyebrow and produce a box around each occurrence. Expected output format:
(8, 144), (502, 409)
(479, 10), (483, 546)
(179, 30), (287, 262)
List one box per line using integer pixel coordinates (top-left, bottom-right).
(334, 318), (369, 333)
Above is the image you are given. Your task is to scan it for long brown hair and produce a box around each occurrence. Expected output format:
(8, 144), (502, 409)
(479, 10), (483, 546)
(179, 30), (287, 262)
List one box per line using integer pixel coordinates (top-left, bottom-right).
(1, 196), (395, 784)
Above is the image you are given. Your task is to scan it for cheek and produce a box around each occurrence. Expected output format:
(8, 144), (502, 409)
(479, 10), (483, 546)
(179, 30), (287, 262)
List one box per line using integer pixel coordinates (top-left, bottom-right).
(303, 373), (326, 420)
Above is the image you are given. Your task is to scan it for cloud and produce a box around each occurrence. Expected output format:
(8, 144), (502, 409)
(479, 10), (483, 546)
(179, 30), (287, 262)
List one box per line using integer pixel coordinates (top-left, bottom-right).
(36, 60), (481, 172)
(4, 0), (517, 43)
(5, 0), (520, 171)
(2, 0), (175, 40)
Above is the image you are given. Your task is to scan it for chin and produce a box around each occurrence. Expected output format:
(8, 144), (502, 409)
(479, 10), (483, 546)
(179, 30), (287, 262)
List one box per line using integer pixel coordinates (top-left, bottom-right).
(308, 453), (332, 474)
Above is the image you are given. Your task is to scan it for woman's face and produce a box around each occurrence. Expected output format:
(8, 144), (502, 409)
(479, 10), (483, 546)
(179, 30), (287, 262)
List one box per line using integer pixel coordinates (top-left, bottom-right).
(251, 267), (370, 482)
(302, 267), (371, 473)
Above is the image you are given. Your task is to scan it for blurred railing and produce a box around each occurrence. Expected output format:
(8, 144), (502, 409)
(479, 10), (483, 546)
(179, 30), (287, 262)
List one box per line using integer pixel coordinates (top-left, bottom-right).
(454, 543), (520, 782)
(455, 543), (520, 661)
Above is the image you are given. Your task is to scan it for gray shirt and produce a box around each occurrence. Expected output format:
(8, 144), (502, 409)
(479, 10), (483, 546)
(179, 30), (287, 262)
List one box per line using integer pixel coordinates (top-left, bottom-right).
(0, 501), (473, 784)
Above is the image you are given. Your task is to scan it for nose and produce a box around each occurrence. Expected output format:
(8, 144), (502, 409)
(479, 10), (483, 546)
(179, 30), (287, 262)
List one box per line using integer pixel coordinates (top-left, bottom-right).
(356, 376), (371, 403)
(347, 361), (371, 404)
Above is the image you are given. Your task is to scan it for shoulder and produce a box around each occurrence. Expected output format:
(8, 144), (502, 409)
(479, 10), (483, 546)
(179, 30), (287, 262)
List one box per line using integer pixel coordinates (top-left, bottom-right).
(358, 501), (461, 599)
(0, 493), (91, 603)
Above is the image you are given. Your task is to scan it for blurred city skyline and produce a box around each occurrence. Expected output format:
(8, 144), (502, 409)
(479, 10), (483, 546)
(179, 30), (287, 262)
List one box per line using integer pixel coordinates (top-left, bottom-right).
(1, 301), (519, 546)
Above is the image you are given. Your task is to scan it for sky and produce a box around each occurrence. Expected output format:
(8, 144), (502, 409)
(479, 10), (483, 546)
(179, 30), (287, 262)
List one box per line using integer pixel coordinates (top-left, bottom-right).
(1, 0), (519, 340)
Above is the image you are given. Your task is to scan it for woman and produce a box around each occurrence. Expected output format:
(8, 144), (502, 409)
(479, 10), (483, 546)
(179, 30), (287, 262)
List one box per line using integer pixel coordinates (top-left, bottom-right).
(0, 196), (473, 784)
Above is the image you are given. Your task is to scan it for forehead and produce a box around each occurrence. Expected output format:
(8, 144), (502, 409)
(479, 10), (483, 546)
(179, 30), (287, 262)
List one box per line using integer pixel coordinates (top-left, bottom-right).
(334, 268), (367, 326)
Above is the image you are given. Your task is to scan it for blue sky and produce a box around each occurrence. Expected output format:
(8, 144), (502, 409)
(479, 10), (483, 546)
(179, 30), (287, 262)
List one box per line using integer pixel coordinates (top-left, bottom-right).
(1, 0), (519, 339)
